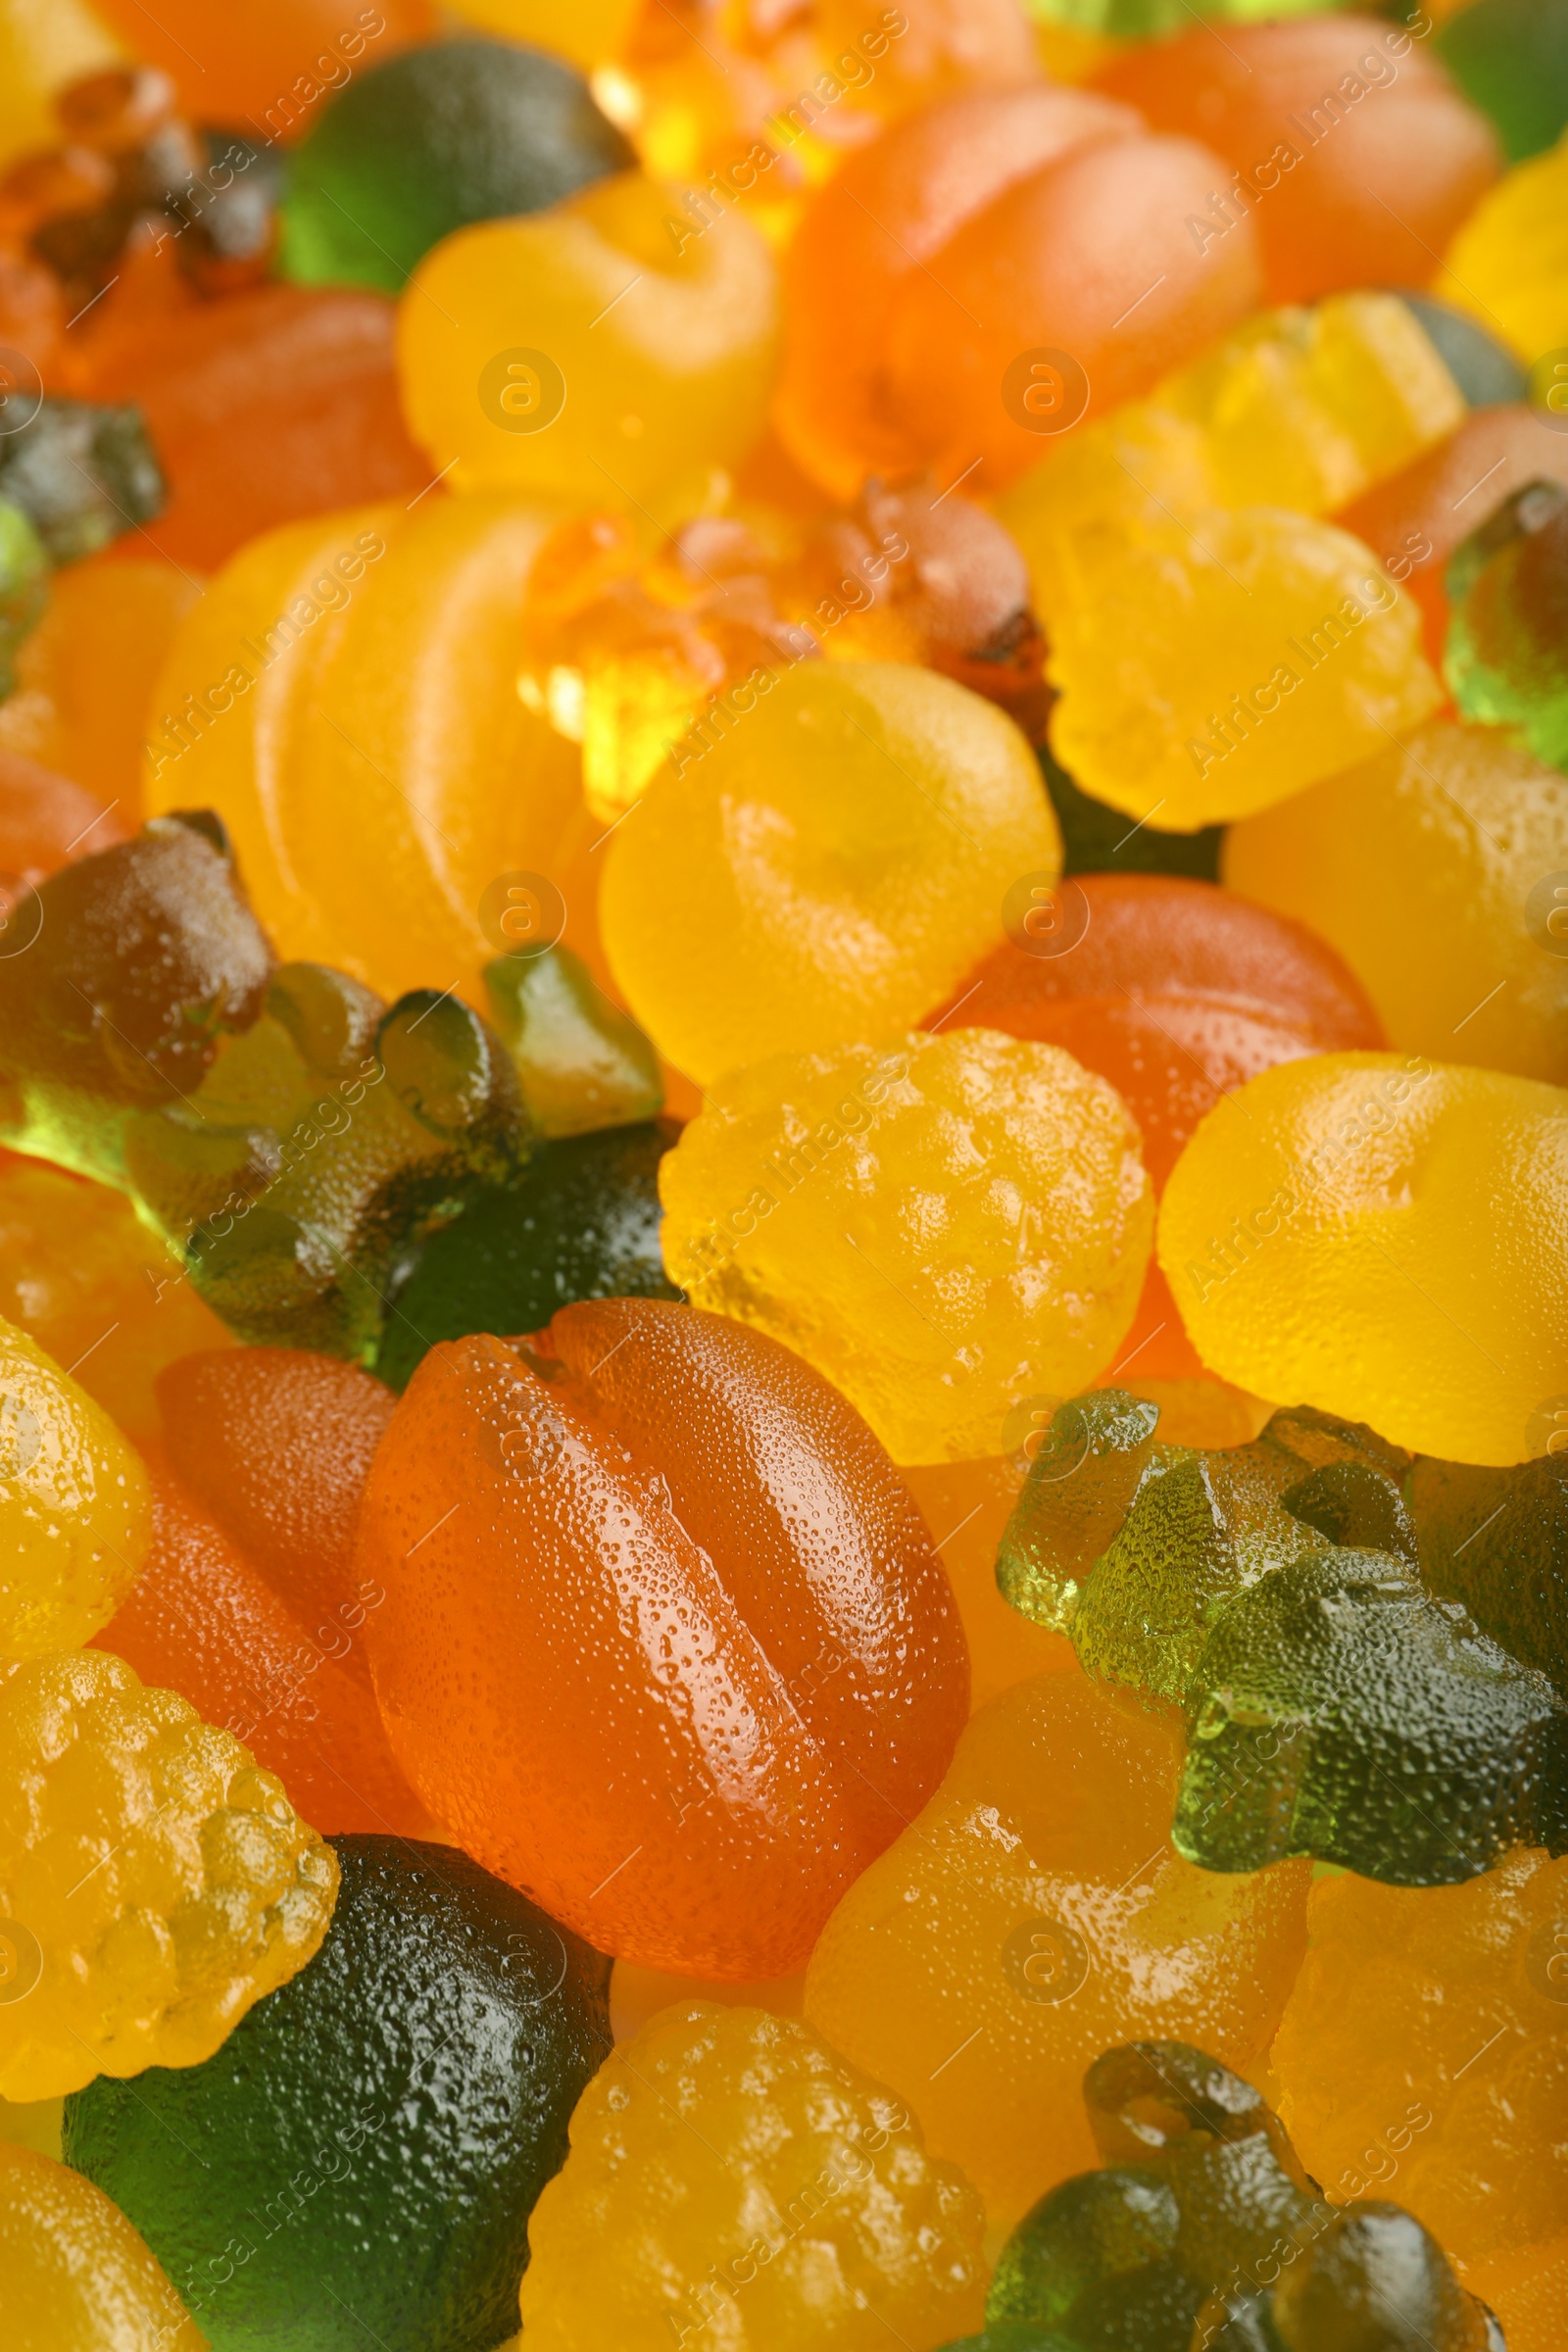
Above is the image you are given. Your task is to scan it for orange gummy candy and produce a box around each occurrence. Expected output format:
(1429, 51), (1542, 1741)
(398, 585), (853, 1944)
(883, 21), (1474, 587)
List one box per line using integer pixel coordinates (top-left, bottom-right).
(1096, 14), (1500, 306)
(358, 1297), (970, 1978)
(90, 0), (435, 136)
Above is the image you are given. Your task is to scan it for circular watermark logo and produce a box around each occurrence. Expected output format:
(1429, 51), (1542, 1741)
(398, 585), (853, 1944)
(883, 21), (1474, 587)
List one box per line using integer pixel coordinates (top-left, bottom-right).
(1002, 1914), (1090, 2006)
(1528, 347), (1568, 433)
(0, 874), (42, 958)
(478, 348), (566, 436)
(1002, 347), (1090, 437)
(1000, 1394), (1091, 1482)
(1526, 1396), (1568, 1462)
(0, 348), (43, 439)
(482, 1409), (565, 1483)
(1003, 873), (1091, 960)
(478, 870), (566, 961)
(1526, 871), (1568, 958)
(1526, 1917), (1568, 2003)
(0, 1917), (41, 2004)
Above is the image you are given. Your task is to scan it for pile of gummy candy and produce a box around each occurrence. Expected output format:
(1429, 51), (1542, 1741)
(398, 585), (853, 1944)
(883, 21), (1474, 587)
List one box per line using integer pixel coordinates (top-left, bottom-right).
(0, 0), (1566, 2343)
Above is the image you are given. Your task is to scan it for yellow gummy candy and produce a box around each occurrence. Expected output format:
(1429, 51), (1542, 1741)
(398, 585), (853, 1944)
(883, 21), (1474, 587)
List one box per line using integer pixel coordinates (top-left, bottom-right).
(1437, 132), (1568, 368)
(803, 1672), (1309, 2236)
(0, 1650), (337, 2101)
(397, 172), (780, 514)
(1224, 719), (1568, 1087)
(440, 0), (640, 71)
(601, 660), (1060, 1087)
(0, 2141), (204, 2349)
(0, 1313), (150, 1660)
(1158, 1052), (1568, 1466)
(1045, 508), (1443, 830)
(660, 1028), (1152, 1465)
(516, 2001), (988, 2350)
(0, 0), (122, 166)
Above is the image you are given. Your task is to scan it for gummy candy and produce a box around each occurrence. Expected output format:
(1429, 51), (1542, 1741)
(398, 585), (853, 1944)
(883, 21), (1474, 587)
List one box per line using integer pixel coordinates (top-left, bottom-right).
(982, 2039), (1496, 2352)
(442, 0), (640, 74)
(1412, 1449), (1568, 1696)
(803, 1671), (1309, 2232)
(89, 0), (435, 134)
(925, 873), (1384, 1381)
(1446, 476), (1568, 768)
(599, 662), (1060, 1086)
(517, 1999), (988, 2351)
(358, 1296), (969, 1974)
(398, 171), (780, 514)
(0, 1646), (336, 2100)
(1096, 15), (1501, 305)
(0, 1310), (151, 1658)
(0, 558), (198, 809)
(1224, 719), (1568, 1085)
(0, 1158), (230, 1445)
(65, 1834), (610, 2352)
(1438, 0), (1568, 164)
(0, 395), (164, 564)
(84, 285), (430, 570)
(901, 1453), (1077, 1712)
(374, 1117), (679, 1392)
(156, 1347), (394, 1660)
(280, 38), (634, 295)
(776, 82), (1260, 497)
(1437, 132), (1568, 365)
(1158, 1052), (1568, 1466)
(1272, 1848), (1568, 2274)
(1043, 508), (1443, 831)
(482, 945), (662, 1137)
(1334, 403), (1568, 661)
(659, 1028), (1152, 1464)
(0, 2140), (202, 2350)
(1043, 747), (1223, 883)
(100, 1459), (432, 1840)
(0, 499), (46, 699)
(0, 0), (122, 167)
(143, 499), (582, 1004)
(0, 748), (127, 885)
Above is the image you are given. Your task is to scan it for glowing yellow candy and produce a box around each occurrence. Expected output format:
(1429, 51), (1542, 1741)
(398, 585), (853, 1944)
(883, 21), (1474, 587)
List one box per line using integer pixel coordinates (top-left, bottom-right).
(0, 0), (122, 165)
(440, 0), (640, 72)
(0, 1649), (336, 2101)
(601, 660), (1059, 1086)
(0, 2141), (204, 2348)
(397, 173), (779, 514)
(143, 498), (581, 1005)
(659, 1028), (1152, 1465)
(1046, 509), (1443, 830)
(517, 2002), (987, 2349)
(0, 1314), (150, 1660)
(1437, 133), (1568, 367)
(1224, 720), (1568, 1086)
(1158, 1053), (1568, 1466)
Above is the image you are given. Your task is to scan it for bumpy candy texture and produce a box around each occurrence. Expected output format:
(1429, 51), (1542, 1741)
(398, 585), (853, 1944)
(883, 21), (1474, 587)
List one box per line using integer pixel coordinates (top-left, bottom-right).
(143, 499), (581, 1004)
(659, 1029), (1152, 1465)
(0, 2140), (204, 2351)
(1096, 16), (1501, 304)
(376, 1117), (679, 1391)
(1158, 1053), (1568, 1467)
(280, 37), (634, 293)
(1411, 1450), (1568, 1699)
(803, 1672), (1309, 2233)
(601, 661), (1060, 1087)
(0, 1311), (152, 1657)
(0, 1647), (336, 2101)
(66, 1835), (611, 2352)
(1446, 477), (1568, 770)
(1224, 719), (1568, 1085)
(1044, 508), (1442, 831)
(1273, 1849), (1568, 2276)
(517, 2000), (988, 2351)
(359, 1297), (968, 1976)
(981, 2040), (1497, 2352)
(398, 172), (779, 512)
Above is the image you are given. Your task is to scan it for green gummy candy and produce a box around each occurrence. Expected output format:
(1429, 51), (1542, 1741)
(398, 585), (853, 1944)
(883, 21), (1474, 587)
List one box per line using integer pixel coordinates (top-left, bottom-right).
(63, 1836), (612, 2352)
(0, 499), (48, 700)
(1410, 1451), (1568, 1697)
(1042, 746), (1224, 880)
(1174, 1547), (1568, 1885)
(1396, 294), (1527, 411)
(280, 39), (635, 296)
(1437, 0), (1568, 164)
(996, 1389), (1161, 1636)
(1445, 477), (1568, 771)
(483, 944), (662, 1138)
(374, 1117), (681, 1391)
(0, 397), (164, 564)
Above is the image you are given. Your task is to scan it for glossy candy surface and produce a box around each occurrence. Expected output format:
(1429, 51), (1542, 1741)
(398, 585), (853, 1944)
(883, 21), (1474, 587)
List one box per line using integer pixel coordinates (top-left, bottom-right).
(359, 1297), (969, 1975)
(660, 1029), (1152, 1464)
(0, 2141), (203, 2351)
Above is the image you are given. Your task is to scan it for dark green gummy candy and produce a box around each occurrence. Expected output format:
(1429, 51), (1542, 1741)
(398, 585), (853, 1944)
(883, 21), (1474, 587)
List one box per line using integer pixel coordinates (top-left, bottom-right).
(375, 1116), (681, 1389)
(1174, 1546), (1568, 1884)
(1437, 0), (1568, 164)
(280, 39), (636, 296)
(1411, 1450), (1568, 1698)
(0, 396), (165, 564)
(63, 1836), (612, 2352)
(1041, 745), (1224, 881)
